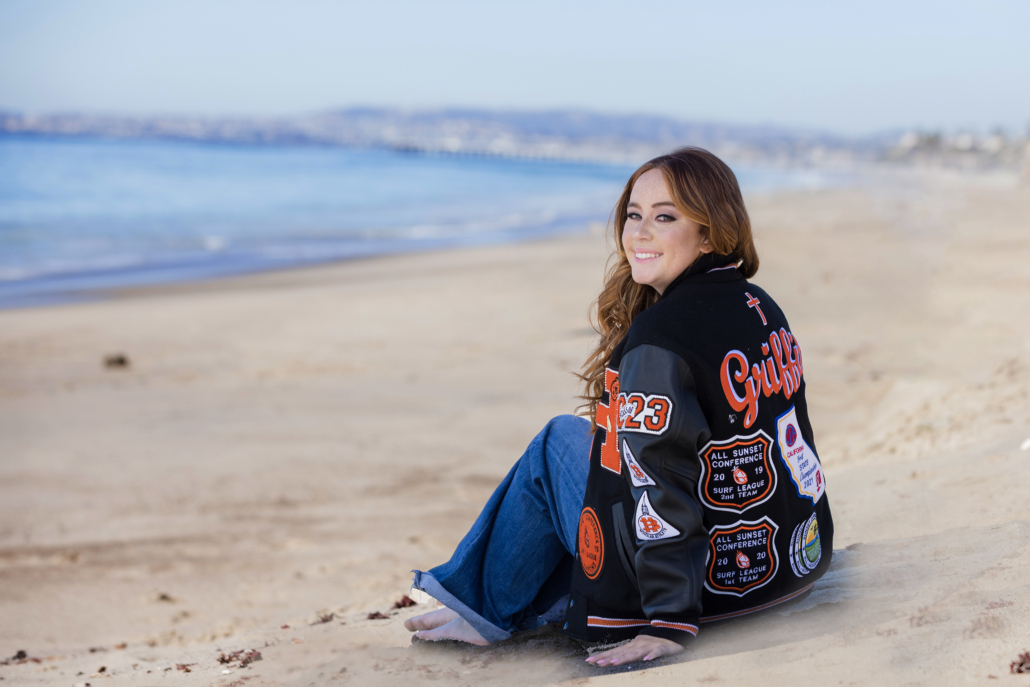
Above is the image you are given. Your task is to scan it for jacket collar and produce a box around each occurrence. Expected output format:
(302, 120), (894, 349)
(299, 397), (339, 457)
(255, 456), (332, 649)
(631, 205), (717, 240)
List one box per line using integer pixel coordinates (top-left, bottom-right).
(660, 253), (742, 298)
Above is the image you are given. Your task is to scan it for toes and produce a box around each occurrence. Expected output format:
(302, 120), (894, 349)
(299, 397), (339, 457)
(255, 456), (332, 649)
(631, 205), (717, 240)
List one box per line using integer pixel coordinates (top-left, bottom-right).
(408, 616), (491, 646)
(404, 610), (449, 632)
(415, 627), (442, 642)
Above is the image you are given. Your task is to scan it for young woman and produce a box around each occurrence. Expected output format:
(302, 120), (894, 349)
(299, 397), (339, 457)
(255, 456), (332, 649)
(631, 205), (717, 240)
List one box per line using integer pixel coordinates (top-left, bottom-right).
(406, 147), (833, 667)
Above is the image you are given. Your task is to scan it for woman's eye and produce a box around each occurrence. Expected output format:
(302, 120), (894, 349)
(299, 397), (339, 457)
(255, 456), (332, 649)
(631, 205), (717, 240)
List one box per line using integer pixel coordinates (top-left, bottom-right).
(627, 212), (642, 220)
(656, 214), (676, 222)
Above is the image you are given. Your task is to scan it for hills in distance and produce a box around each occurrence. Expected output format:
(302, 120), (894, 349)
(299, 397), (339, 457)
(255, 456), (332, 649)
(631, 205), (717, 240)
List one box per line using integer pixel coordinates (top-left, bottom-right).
(1, 107), (1025, 171)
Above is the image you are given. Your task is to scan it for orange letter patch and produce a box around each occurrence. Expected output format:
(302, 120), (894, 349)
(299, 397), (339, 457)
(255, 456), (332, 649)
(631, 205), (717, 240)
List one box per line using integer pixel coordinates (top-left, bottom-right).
(595, 368), (622, 474)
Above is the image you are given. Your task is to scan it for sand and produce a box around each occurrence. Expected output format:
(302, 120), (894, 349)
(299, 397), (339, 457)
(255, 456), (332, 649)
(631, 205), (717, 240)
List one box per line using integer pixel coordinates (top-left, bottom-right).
(1, 169), (1029, 686)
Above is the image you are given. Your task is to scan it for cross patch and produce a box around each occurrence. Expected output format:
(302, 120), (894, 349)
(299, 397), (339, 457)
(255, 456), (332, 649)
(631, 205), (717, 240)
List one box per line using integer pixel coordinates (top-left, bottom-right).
(745, 292), (767, 326)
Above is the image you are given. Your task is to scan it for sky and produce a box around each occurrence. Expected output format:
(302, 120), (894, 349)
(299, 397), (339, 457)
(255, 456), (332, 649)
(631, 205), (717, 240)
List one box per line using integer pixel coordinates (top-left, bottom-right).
(0, 0), (1028, 136)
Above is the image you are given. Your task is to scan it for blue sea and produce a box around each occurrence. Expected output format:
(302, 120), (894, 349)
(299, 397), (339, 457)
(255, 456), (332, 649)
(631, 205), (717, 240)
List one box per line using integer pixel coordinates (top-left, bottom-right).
(0, 137), (836, 308)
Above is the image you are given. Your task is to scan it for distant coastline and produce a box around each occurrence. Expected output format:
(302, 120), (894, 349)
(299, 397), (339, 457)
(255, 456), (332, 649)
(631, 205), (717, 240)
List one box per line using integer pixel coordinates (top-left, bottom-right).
(0, 137), (850, 310)
(3, 107), (1027, 171)
(2, 110), (1026, 310)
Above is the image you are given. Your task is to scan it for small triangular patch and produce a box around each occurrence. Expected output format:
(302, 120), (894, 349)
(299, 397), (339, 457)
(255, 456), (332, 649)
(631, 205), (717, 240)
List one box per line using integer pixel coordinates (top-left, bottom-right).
(622, 440), (655, 487)
(634, 491), (681, 541)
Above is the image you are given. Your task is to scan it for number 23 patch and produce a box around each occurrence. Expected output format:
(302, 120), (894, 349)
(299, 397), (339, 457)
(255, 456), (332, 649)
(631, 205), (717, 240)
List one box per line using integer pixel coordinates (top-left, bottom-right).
(617, 392), (672, 435)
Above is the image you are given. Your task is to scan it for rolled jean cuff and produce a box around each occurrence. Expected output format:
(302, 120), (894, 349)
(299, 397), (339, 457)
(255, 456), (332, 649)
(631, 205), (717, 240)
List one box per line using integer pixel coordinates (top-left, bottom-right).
(411, 570), (512, 644)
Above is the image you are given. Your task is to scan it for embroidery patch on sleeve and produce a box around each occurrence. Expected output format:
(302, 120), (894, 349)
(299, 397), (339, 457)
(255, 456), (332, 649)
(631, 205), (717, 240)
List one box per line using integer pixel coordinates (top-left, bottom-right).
(704, 517), (779, 597)
(577, 507), (604, 580)
(622, 440), (655, 487)
(788, 513), (822, 577)
(616, 392), (672, 435)
(698, 430), (776, 512)
(634, 491), (681, 541)
(775, 405), (825, 504)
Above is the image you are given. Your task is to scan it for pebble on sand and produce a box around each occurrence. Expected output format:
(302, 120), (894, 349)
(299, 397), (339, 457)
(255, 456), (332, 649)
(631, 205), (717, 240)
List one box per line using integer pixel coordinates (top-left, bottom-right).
(103, 353), (130, 369)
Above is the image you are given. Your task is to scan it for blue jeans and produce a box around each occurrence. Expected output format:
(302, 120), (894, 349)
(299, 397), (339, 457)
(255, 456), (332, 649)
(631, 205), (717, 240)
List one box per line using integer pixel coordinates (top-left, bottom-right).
(412, 415), (593, 642)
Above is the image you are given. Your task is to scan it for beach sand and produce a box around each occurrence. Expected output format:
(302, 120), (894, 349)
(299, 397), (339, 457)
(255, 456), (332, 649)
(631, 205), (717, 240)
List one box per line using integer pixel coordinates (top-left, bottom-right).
(1, 170), (1029, 685)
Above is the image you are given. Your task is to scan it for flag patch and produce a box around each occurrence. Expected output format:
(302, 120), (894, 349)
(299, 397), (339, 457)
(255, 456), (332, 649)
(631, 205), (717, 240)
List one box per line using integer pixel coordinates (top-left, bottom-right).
(775, 405), (825, 504)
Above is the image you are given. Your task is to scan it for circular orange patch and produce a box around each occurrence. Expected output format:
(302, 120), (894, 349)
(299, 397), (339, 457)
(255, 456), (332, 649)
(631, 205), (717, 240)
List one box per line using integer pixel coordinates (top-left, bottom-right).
(578, 507), (604, 580)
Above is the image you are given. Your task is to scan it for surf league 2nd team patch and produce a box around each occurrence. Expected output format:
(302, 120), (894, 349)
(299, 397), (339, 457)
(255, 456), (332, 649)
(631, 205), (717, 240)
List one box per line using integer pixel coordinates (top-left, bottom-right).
(698, 430), (777, 512)
(705, 517), (779, 597)
(775, 405), (825, 504)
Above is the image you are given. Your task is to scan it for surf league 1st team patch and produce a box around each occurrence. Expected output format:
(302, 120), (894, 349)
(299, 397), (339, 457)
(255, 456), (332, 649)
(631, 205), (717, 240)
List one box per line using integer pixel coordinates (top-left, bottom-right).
(775, 405), (825, 504)
(698, 430), (777, 512)
(705, 517), (779, 597)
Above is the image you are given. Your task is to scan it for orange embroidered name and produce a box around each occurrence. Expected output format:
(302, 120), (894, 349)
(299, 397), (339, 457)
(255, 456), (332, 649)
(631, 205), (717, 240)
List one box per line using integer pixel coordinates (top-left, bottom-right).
(721, 328), (804, 428)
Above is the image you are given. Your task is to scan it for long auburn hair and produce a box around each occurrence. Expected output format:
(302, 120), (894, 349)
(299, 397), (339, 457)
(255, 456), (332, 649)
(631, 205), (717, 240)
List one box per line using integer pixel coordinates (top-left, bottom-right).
(578, 147), (759, 427)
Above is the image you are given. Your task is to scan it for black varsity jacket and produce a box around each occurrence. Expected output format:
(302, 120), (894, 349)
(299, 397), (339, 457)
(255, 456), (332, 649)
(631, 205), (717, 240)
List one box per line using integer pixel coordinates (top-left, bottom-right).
(562, 253), (833, 647)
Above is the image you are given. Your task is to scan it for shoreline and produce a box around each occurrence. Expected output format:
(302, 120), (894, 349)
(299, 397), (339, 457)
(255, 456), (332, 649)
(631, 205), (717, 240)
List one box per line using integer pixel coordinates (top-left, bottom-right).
(3, 162), (1020, 313)
(0, 223), (603, 311)
(1, 133), (892, 312)
(2, 177), (1029, 685)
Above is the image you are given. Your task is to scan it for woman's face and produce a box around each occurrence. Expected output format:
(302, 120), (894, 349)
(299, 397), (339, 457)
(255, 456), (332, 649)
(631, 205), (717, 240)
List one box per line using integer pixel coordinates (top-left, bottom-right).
(622, 169), (711, 295)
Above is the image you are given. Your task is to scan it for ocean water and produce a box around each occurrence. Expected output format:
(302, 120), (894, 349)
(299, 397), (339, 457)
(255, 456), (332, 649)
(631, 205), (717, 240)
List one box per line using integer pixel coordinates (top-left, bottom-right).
(0, 137), (835, 308)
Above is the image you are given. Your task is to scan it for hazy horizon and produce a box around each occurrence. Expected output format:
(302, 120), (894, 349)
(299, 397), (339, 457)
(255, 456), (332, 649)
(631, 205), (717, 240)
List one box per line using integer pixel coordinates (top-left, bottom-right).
(2, 0), (1028, 136)
(0, 104), (878, 140)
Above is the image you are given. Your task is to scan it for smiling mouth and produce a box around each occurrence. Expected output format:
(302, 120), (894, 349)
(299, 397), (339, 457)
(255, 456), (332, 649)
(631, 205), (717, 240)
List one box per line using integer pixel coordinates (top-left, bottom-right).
(634, 252), (662, 260)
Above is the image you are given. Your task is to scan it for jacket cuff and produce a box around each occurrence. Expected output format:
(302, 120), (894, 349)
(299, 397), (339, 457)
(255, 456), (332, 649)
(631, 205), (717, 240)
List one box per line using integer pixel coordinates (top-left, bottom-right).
(637, 620), (699, 647)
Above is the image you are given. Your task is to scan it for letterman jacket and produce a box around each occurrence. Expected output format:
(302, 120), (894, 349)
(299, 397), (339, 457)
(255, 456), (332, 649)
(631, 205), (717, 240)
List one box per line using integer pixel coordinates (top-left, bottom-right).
(562, 253), (833, 647)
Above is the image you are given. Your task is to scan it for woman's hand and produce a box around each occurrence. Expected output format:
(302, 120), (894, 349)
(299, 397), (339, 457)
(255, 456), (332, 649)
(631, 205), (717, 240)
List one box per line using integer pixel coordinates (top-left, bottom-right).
(585, 634), (683, 666)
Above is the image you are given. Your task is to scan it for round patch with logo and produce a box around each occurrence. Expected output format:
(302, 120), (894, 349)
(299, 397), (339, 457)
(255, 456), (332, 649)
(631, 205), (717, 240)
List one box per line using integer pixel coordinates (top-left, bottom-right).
(789, 513), (822, 577)
(698, 431), (777, 513)
(705, 517), (779, 597)
(577, 507), (604, 580)
(785, 424), (797, 447)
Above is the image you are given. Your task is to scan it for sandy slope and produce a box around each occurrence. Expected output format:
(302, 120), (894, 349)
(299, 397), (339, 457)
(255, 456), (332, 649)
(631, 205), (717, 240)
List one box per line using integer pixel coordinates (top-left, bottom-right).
(1, 170), (1029, 686)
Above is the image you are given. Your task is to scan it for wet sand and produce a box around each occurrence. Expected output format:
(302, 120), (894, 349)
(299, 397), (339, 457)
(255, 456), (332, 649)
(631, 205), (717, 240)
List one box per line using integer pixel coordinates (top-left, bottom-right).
(1, 169), (1029, 685)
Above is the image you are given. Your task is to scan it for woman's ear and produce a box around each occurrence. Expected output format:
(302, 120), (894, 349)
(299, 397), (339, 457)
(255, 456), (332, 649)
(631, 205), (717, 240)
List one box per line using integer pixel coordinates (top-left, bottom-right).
(699, 228), (714, 254)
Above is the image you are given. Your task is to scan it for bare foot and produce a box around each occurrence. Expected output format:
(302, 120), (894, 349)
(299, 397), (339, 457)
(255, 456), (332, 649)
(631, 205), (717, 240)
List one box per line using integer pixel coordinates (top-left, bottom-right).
(404, 606), (459, 632)
(414, 616), (490, 646)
